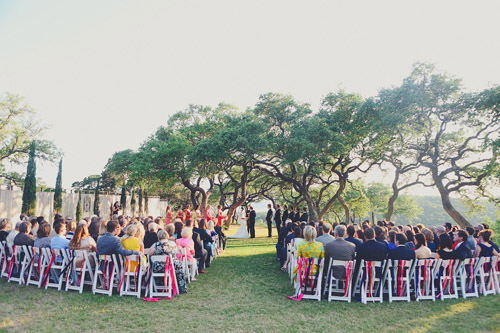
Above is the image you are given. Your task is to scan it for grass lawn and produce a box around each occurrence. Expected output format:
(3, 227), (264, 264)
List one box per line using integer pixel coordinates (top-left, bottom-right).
(1, 226), (499, 332)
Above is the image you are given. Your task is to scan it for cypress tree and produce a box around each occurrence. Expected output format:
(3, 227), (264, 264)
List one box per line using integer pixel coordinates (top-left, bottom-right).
(144, 190), (149, 215)
(93, 180), (100, 216)
(75, 191), (82, 221)
(138, 187), (143, 216)
(53, 159), (63, 214)
(120, 186), (127, 212)
(21, 141), (37, 215)
(130, 189), (136, 217)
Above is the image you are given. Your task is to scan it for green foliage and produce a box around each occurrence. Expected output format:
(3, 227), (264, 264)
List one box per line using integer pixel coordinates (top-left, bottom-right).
(21, 142), (36, 215)
(75, 191), (82, 221)
(53, 159), (63, 214)
(93, 180), (100, 216)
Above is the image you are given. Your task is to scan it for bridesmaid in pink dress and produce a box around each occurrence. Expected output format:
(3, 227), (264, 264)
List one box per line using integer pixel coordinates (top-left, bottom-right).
(216, 204), (226, 227)
(195, 205), (201, 222)
(205, 205), (214, 222)
(165, 206), (173, 225)
(176, 205), (184, 222)
(184, 204), (192, 222)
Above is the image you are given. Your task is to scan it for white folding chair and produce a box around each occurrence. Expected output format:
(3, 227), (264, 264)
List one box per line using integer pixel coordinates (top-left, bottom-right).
(42, 248), (69, 291)
(148, 254), (178, 298)
(458, 257), (480, 298)
(92, 254), (119, 296)
(293, 257), (324, 301)
(436, 259), (459, 300)
(26, 247), (47, 288)
(65, 250), (95, 293)
(386, 259), (416, 302)
(414, 259), (437, 301)
(177, 247), (191, 283)
(361, 260), (387, 304)
(118, 254), (144, 298)
(478, 256), (497, 296)
(7, 245), (32, 285)
(326, 259), (356, 303)
(1, 242), (13, 279)
(0, 242), (4, 278)
(491, 256), (500, 294)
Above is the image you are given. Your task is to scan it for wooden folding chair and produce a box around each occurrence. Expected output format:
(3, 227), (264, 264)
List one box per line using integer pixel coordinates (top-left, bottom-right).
(386, 259), (416, 302)
(478, 256), (497, 296)
(414, 259), (437, 301)
(458, 257), (480, 298)
(92, 254), (118, 296)
(148, 254), (178, 298)
(119, 254), (144, 298)
(293, 257), (324, 301)
(361, 260), (387, 304)
(65, 250), (95, 293)
(436, 259), (459, 300)
(325, 259), (356, 303)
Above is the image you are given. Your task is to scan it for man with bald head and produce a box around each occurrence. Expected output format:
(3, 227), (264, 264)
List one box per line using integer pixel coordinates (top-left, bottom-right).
(324, 225), (355, 279)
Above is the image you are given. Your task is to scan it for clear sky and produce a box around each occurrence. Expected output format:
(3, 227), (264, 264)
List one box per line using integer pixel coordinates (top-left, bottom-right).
(1, 0), (499, 191)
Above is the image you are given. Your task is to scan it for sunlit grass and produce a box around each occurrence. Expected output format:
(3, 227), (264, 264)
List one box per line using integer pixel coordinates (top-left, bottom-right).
(0, 226), (499, 332)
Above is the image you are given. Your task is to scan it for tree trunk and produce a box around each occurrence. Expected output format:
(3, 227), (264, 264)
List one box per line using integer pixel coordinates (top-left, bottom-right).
(371, 211), (375, 225)
(338, 195), (350, 224)
(433, 169), (473, 228)
(385, 192), (398, 221)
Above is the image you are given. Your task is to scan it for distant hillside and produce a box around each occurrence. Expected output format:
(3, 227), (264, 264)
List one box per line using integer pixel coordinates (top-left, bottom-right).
(392, 196), (498, 227)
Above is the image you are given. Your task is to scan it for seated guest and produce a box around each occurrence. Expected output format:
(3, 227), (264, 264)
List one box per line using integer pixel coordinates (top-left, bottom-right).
(66, 220), (77, 240)
(122, 223), (145, 266)
(174, 220), (184, 239)
(276, 220), (290, 261)
(13, 221), (35, 247)
(453, 230), (472, 260)
(193, 219), (213, 266)
(356, 227), (388, 262)
(355, 229), (365, 241)
(69, 224), (97, 252)
(374, 226), (388, 247)
(144, 222), (159, 249)
(414, 233), (432, 259)
(345, 225), (363, 250)
(388, 234), (415, 260)
(405, 229), (415, 250)
(297, 225), (324, 259)
(185, 219), (208, 273)
(435, 233), (455, 260)
(29, 218), (38, 237)
(324, 225), (355, 279)
(51, 222), (69, 250)
(421, 228), (436, 252)
(97, 220), (140, 256)
(165, 223), (176, 241)
(292, 226), (304, 251)
(34, 223), (52, 248)
(387, 230), (397, 251)
(146, 229), (187, 293)
(474, 230), (500, 258)
(316, 223), (334, 246)
(175, 227), (198, 281)
(466, 226), (477, 251)
(0, 218), (11, 243)
(6, 222), (21, 248)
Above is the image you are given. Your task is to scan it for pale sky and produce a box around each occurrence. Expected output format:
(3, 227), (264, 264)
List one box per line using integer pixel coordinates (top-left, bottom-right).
(1, 0), (499, 191)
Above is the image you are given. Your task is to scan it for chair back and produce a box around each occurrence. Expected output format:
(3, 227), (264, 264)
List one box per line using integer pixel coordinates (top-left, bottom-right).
(326, 258), (356, 303)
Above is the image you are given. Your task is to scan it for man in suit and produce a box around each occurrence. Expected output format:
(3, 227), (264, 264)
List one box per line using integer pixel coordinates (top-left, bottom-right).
(248, 205), (256, 238)
(345, 225), (363, 250)
(356, 227), (388, 262)
(300, 207), (308, 222)
(324, 225), (355, 279)
(387, 234), (415, 260)
(266, 204), (273, 237)
(193, 219), (213, 269)
(316, 223), (335, 246)
(281, 205), (289, 225)
(274, 204), (282, 236)
(453, 229), (472, 260)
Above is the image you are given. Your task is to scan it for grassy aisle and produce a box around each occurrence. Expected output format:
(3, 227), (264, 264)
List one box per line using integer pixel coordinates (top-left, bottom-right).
(0, 226), (499, 332)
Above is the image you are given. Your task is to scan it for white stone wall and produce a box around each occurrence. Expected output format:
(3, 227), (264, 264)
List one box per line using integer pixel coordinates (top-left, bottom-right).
(0, 189), (168, 229)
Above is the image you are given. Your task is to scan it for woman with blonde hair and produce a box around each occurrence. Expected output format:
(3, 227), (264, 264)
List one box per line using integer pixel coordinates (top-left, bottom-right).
(97, 220), (108, 239)
(297, 225), (324, 259)
(122, 223), (145, 271)
(176, 227), (198, 280)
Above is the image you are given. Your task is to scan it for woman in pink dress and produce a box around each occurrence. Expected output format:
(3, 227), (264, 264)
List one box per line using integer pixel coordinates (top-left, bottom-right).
(184, 204), (192, 222)
(216, 204), (226, 227)
(176, 205), (184, 222)
(195, 205), (202, 223)
(176, 227), (197, 280)
(205, 205), (214, 222)
(165, 206), (173, 225)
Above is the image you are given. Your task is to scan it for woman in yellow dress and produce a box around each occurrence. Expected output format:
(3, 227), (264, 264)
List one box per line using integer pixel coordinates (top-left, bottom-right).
(121, 223), (145, 271)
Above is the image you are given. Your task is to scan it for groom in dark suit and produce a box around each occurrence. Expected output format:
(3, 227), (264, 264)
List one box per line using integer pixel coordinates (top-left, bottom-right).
(274, 204), (281, 236)
(248, 205), (256, 238)
(266, 204), (273, 237)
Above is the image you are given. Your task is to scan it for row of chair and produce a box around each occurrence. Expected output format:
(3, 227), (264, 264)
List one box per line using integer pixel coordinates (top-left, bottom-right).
(0, 239), (222, 298)
(285, 243), (500, 303)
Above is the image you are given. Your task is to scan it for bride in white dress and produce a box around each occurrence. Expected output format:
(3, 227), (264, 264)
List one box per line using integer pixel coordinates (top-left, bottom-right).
(228, 206), (250, 239)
